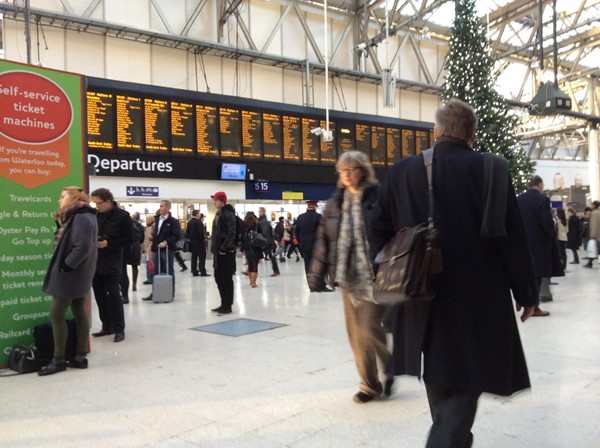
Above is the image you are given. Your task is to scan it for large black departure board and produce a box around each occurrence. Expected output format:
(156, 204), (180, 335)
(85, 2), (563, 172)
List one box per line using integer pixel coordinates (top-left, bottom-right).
(402, 129), (415, 158)
(196, 104), (218, 157)
(415, 130), (429, 154)
(283, 115), (301, 162)
(171, 101), (194, 156)
(319, 120), (336, 164)
(242, 110), (262, 159)
(387, 128), (401, 166)
(263, 113), (282, 160)
(144, 98), (169, 153)
(116, 94), (143, 153)
(371, 126), (386, 166)
(220, 108), (242, 158)
(87, 91), (115, 151)
(355, 124), (371, 155)
(302, 117), (320, 163)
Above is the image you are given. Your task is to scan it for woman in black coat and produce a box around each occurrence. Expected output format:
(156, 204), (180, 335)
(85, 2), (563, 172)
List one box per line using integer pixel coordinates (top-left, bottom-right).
(241, 212), (263, 288)
(310, 150), (392, 404)
(566, 207), (581, 264)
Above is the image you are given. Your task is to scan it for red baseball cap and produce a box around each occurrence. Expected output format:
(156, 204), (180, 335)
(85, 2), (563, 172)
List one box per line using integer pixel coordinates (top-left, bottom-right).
(211, 191), (227, 203)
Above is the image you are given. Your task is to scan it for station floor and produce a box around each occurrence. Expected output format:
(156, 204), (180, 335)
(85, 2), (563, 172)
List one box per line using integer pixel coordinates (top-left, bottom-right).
(1, 255), (599, 448)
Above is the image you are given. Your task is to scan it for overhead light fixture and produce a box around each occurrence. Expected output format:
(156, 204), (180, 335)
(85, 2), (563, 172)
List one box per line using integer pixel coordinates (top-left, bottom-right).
(422, 25), (430, 40)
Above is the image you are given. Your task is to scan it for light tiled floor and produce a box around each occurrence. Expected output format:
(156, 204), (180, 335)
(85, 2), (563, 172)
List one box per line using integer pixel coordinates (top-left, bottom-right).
(2, 255), (599, 447)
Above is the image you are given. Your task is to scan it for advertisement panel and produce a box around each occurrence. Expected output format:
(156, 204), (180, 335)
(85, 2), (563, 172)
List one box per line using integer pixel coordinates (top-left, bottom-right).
(0, 61), (85, 366)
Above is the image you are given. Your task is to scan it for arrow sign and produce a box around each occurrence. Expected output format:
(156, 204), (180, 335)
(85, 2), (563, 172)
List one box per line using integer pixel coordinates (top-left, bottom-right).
(126, 186), (159, 197)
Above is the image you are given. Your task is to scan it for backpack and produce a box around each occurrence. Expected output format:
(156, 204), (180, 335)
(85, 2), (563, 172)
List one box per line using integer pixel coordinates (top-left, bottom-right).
(234, 213), (245, 246)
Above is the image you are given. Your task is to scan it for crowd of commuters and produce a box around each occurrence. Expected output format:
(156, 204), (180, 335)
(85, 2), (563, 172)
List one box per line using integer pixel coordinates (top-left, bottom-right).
(37, 97), (600, 448)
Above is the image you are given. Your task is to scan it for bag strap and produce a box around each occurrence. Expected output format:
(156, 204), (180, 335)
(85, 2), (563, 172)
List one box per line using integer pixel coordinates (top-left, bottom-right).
(422, 148), (434, 228)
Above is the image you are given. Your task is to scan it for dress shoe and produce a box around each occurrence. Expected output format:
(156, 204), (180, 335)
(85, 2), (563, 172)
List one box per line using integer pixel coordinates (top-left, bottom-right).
(211, 306), (224, 312)
(122, 296), (129, 304)
(92, 330), (114, 337)
(192, 272), (200, 277)
(383, 378), (394, 397)
(217, 308), (232, 315)
(68, 357), (88, 369)
(569, 261), (579, 264)
(38, 361), (67, 376)
(114, 332), (125, 342)
(200, 273), (211, 277)
(271, 272), (280, 277)
(142, 294), (153, 301)
(143, 280), (152, 285)
(532, 307), (550, 317)
(353, 392), (375, 403)
(539, 296), (553, 302)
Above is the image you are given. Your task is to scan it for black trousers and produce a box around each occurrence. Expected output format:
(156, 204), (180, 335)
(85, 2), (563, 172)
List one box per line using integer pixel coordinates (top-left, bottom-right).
(214, 252), (236, 308)
(92, 273), (125, 333)
(263, 246), (279, 274)
(425, 382), (481, 448)
(190, 239), (207, 274)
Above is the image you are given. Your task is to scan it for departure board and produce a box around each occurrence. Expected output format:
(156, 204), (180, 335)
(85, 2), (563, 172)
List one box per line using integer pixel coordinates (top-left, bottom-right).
(430, 129), (435, 148)
(283, 115), (301, 162)
(171, 101), (194, 156)
(320, 120), (336, 164)
(144, 98), (169, 153)
(241, 110), (262, 159)
(355, 124), (371, 155)
(302, 117), (320, 163)
(87, 92), (115, 151)
(196, 105), (218, 157)
(116, 94), (143, 153)
(337, 122), (355, 154)
(371, 126), (386, 166)
(263, 113), (282, 160)
(387, 127), (401, 166)
(415, 130), (429, 154)
(219, 108), (242, 158)
(402, 129), (416, 157)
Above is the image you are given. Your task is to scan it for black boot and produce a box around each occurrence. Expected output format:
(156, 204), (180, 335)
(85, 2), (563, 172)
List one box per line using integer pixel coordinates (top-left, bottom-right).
(38, 358), (67, 376)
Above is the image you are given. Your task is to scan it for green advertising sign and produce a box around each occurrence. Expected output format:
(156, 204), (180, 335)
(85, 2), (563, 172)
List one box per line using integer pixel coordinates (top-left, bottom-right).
(0, 60), (85, 366)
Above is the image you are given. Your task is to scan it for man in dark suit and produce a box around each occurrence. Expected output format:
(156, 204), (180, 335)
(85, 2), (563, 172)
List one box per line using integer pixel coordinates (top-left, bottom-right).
(517, 176), (555, 316)
(295, 200), (331, 291)
(142, 200), (181, 301)
(186, 210), (209, 277)
(369, 99), (537, 448)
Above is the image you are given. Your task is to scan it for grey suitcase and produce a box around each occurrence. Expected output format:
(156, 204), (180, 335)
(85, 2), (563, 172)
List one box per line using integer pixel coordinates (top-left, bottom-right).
(152, 247), (174, 303)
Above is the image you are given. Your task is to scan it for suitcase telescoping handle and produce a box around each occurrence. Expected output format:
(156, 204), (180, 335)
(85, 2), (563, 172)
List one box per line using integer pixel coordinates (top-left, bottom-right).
(157, 245), (168, 274)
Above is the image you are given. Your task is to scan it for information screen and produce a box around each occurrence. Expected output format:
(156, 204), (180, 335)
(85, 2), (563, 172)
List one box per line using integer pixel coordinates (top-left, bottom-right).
(355, 123), (371, 155)
(371, 126), (386, 166)
(337, 122), (355, 154)
(171, 101), (195, 156)
(116, 94), (143, 153)
(263, 113), (282, 160)
(87, 91), (115, 151)
(219, 107), (242, 158)
(302, 117), (320, 163)
(283, 115), (301, 162)
(144, 98), (169, 153)
(319, 120), (336, 164)
(196, 104), (218, 157)
(416, 130), (429, 154)
(402, 129), (416, 158)
(387, 127), (401, 166)
(241, 110), (262, 159)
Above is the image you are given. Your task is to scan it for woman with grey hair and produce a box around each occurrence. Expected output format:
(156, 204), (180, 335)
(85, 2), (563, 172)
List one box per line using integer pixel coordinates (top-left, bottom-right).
(309, 150), (392, 403)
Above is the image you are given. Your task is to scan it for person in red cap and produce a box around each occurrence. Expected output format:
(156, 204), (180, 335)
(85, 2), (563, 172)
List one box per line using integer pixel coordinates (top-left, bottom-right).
(210, 191), (237, 314)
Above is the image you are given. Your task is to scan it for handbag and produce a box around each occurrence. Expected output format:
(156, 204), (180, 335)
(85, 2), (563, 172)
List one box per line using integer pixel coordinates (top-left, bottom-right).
(373, 148), (443, 305)
(586, 239), (598, 259)
(248, 228), (267, 248)
(9, 345), (41, 374)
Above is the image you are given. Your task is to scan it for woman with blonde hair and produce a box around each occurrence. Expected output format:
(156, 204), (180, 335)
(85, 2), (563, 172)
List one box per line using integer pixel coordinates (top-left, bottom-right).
(39, 186), (98, 376)
(309, 150), (392, 403)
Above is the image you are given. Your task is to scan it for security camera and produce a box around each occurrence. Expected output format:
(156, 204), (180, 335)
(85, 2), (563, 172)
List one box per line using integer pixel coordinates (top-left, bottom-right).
(310, 127), (323, 136)
(355, 42), (367, 51)
(322, 130), (334, 142)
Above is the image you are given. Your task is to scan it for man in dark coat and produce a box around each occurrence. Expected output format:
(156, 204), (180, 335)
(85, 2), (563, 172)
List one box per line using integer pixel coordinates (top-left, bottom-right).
(186, 210), (209, 277)
(90, 188), (132, 343)
(295, 201), (331, 291)
(369, 99), (537, 448)
(210, 191), (237, 314)
(258, 207), (280, 277)
(517, 176), (554, 317)
(142, 199), (181, 301)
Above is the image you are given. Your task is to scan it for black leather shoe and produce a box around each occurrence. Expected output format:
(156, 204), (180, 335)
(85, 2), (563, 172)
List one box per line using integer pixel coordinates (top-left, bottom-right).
(192, 272), (200, 276)
(383, 378), (394, 397)
(143, 280), (152, 285)
(200, 273), (211, 277)
(38, 361), (67, 376)
(211, 306), (223, 312)
(114, 332), (125, 342)
(217, 308), (232, 315)
(180, 267), (188, 272)
(122, 296), (129, 304)
(68, 357), (88, 369)
(92, 330), (114, 337)
(142, 294), (153, 301)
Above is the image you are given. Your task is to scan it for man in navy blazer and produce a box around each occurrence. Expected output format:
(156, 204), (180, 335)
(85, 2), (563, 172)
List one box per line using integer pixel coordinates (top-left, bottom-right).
(517, 175), (553, 317)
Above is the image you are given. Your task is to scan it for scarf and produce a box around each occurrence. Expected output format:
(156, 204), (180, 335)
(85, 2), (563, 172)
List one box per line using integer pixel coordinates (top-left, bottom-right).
(54, 201), (89, 247)
(335, 189), (374, 306)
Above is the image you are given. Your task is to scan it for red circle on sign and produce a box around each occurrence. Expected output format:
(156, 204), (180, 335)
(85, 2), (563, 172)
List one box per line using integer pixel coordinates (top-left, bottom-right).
(0, 71), (73, 144)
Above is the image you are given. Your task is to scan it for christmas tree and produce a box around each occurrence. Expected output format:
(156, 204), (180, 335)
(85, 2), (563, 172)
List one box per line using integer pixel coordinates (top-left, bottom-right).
(442, 0), (535, 192)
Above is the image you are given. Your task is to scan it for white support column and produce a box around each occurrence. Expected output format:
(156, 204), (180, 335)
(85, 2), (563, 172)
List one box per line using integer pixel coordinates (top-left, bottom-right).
(588, 77), (599, 200)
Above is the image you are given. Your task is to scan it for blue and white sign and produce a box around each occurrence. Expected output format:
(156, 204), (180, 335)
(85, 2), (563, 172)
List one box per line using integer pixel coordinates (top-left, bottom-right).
(126, 186), (159, 197)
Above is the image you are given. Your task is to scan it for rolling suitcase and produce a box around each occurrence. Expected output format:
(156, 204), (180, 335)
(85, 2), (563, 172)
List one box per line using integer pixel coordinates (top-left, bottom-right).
(153, 247), (174, 303)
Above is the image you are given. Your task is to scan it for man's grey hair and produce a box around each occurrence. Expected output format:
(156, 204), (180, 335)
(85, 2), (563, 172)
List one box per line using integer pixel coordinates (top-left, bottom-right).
(160, 199), (171, 207)
(435, 99), (478, 143)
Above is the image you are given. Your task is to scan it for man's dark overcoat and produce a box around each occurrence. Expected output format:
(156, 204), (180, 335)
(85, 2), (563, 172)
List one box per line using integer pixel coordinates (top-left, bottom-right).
(369, 137), (537, 396)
